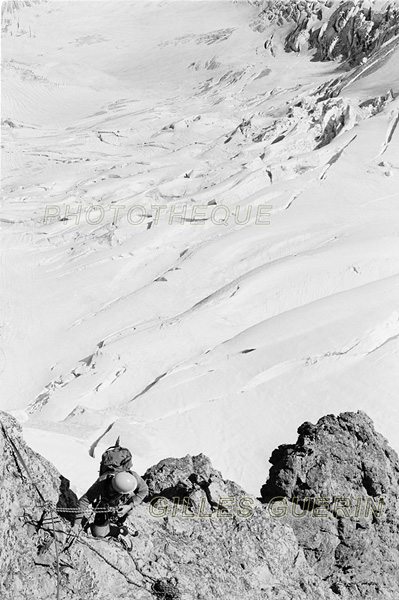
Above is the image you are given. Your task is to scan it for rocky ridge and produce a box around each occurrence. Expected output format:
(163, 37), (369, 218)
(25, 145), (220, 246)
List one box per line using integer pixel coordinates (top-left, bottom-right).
(2, 409), (398, 599)
(0, 410), (333, 600)
(261, 411), (399, 598)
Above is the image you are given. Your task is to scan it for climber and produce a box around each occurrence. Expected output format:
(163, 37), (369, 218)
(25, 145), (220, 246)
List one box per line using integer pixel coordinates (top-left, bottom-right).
(70, 470), (148, 550)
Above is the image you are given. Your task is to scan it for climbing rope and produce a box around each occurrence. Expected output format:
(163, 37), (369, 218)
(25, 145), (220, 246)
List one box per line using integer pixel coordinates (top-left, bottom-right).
(1, 423), (46, 503)
(2, 423), (181, 600)
(51, 504), (118, 513)
(151, 577), (180, 600)
(78, 536), (150, 592)
(1, 423), (61, 600)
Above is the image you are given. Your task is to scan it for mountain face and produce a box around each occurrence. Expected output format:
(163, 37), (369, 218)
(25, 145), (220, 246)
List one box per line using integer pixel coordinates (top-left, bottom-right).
(0, 410), (334, 600)
(261, 411), (399, 598)
(2, 409), (398, 599)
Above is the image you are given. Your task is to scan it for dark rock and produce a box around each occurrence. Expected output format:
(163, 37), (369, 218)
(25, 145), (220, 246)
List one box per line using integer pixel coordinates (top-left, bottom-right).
(260, 411), (399, 599)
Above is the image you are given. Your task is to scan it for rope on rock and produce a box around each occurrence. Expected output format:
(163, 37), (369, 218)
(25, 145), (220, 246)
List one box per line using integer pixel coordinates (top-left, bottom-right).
(2, 423), (182, 600)
(151, 577), (181, 600)
(1, 423), (46, 503)
(123, 541), (181, 599)
(1, 423), (61, 600)
(78, 536), (151, 593)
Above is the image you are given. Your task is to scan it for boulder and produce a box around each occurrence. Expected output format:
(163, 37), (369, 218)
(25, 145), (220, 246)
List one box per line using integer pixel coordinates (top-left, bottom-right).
(261, 411), (399, 598)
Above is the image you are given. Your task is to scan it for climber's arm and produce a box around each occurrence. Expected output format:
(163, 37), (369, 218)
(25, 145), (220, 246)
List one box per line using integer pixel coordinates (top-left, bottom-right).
(116, 474), (148, 519)
(130, 472), (149, 507)
(73, 479), (103, 526)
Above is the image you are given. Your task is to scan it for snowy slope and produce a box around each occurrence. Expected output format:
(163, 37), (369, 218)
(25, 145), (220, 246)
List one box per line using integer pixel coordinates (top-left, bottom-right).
(1, 0), (399, 495)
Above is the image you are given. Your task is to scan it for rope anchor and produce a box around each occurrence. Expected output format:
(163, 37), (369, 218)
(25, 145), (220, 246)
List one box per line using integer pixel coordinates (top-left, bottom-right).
(151, 577), (180, 600)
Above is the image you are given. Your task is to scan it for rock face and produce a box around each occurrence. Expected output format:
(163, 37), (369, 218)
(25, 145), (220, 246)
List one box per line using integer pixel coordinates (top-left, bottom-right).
(0, 411), (333, 600)
(3, 409), (398, 599)
(261, 411), (399, 599)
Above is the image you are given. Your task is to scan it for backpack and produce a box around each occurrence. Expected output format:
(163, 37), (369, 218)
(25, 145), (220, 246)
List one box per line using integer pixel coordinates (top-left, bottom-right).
(99, 438), (133, 476)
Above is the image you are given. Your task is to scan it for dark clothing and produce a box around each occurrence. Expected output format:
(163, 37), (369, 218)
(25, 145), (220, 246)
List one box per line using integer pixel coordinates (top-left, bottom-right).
(74, 470), (148, 531)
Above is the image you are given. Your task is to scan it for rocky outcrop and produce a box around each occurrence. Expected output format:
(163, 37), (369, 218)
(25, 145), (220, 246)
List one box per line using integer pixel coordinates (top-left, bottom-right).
(3, 408), (398, 599)
(261, 411), (399, 599)
(0, 411), (333, 600)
